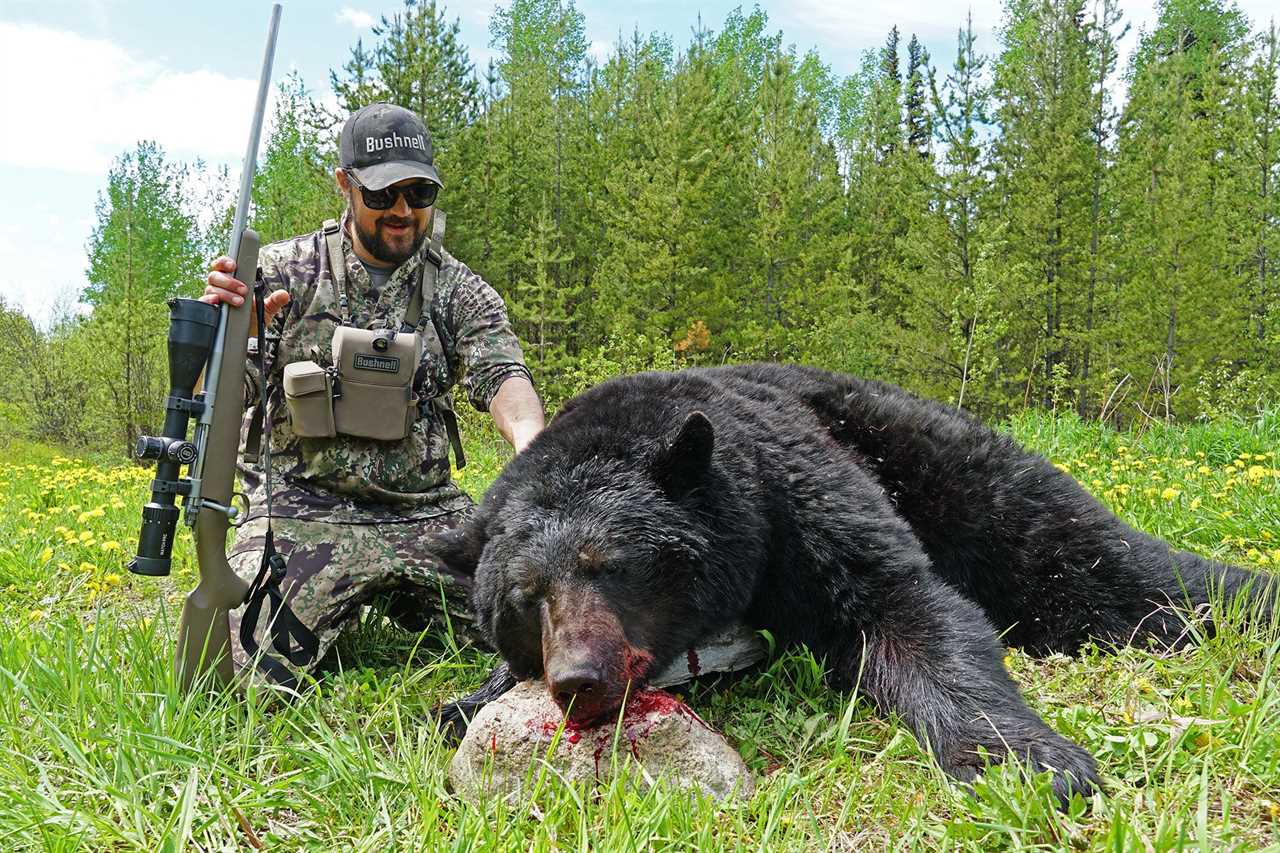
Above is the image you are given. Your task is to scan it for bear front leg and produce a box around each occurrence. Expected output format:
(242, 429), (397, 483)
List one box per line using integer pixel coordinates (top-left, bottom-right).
(819, 568), (1100, 808)
(434, 661), (518, 744)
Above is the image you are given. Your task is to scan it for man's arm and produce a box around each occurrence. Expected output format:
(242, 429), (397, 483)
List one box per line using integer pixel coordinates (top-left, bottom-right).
(441, 256), (542, 449)
(489, 375), (544, 453)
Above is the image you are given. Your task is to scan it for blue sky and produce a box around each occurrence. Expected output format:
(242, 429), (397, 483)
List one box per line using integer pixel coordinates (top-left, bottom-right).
(1, 0), (1276, 326)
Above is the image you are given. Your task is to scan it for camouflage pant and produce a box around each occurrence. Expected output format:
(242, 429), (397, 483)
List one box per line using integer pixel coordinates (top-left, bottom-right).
(227, 510), (485, 686)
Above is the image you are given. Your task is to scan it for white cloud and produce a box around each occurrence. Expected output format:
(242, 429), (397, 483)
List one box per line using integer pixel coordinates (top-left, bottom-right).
(0, 21), (269, 175)
(336, 7), (375, 29)
(775, 0), (1003, 48)
(588, 39), (612, 64)
(0, 21), (282, 325)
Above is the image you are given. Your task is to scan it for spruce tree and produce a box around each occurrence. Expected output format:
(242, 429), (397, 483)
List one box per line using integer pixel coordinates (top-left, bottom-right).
(991, 0), (1099, 412)
(1112, 0), (1253, 418)
(253, 72), (343, 244)
(331, 0), (479, 156)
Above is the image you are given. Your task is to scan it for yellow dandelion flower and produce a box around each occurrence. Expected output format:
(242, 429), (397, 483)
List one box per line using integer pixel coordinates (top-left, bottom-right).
(103, 573), (122, 587)
(99, 541), (121, 552)
(79, 561), (96, 573)
(1254, 454), (1268, 462)
(1247, 548), (1261, 561)
(1263, 531), (1274, 542)
(1161, 487), (1181, 501)
(1054, 463), (1071, 474)
(1247, 465), (1267, 482)
(78, 530), (93, 543)
(1197, 466), (1213, 476)
(1189, 497), (1202, 510)
(38, 547), (53, 563)
(28, 609), (46, 622)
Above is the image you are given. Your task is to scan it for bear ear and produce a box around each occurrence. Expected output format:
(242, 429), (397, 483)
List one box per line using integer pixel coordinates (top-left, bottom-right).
(426, 519), (488, 577)
(653, 410), (715, 498)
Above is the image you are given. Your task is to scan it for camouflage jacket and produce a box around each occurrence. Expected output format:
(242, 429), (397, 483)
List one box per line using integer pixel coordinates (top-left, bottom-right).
(239, 212), (530, 523)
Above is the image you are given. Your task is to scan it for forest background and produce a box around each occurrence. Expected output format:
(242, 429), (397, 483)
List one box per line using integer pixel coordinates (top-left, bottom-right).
(2, 0), (1279, 457)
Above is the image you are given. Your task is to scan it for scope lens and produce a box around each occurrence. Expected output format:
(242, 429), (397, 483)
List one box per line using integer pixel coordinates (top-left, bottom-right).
(135, 435), (165, 461)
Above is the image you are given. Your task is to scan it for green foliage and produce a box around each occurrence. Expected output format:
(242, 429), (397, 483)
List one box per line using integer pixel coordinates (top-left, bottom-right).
(251, 72), (343, 244)
(331, 0), (479, 154)
(7, 0), (1280, 458)
(2, 417), (1279, 847)
(80, 142), (207, 455)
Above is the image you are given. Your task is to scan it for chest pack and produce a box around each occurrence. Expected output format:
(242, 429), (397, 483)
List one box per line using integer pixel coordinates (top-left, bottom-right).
(277, 214), (465, 466)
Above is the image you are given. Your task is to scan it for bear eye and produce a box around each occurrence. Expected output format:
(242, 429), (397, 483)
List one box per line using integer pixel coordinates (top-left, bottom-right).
(508, 587), (538, 612)
(577, 544), (612, 575)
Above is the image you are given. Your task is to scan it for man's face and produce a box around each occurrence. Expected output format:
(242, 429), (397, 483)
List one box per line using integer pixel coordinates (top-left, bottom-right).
(336, 170), (432, 267)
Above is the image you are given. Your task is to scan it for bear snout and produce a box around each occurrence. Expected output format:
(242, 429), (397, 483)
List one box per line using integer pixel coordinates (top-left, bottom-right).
(539, 585), (648, 723)
(545, 656), (610, 711)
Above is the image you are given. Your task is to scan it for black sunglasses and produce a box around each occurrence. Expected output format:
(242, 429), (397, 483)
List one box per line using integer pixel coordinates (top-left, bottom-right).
(346, 172), (439, 210)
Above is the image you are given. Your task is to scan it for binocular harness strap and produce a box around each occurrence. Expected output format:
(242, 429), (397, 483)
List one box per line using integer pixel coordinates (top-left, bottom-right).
(240, 282), (319, 691)
(403, 212), (466, 469)
(322, 219), (351, 324)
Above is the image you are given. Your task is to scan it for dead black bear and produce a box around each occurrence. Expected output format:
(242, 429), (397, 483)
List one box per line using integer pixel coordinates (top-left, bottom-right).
(432, 363), (1274, 806)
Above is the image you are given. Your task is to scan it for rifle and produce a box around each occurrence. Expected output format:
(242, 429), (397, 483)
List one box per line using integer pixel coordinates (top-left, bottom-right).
(128, 4), (282, 690)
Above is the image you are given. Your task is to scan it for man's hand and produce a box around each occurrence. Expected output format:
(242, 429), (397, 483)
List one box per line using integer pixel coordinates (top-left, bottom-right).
(201, 256), (290, 337)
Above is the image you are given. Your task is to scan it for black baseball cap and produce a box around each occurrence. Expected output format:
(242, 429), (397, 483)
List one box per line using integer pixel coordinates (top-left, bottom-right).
(339, 103), (443, 190)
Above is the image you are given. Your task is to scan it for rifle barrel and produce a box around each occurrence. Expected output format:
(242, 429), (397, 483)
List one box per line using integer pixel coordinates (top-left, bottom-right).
(228, 3), (282, 261)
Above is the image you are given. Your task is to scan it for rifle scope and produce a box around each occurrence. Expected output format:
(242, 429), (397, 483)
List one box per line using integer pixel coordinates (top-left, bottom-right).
(128, 298), (220, 576)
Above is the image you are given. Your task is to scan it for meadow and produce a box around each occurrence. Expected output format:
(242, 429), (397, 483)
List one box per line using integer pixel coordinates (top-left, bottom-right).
(0, 412), (1277, 850)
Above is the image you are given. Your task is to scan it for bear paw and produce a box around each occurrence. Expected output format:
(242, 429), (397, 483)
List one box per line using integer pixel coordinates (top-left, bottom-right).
(943, 730), (1100, 810)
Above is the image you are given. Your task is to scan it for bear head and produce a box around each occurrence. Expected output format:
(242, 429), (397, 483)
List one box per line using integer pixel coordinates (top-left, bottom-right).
(432, 405), (748, 725)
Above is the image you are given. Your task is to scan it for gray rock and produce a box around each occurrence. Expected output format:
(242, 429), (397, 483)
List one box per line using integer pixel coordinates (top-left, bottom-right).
(448, 680), (755, 802)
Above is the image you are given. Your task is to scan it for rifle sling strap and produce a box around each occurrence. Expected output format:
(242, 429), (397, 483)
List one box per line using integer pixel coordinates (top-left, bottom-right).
(240, 282), (319, 692)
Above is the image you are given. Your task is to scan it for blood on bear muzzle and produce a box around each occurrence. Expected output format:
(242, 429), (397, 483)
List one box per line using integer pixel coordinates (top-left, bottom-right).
(540, 586), (655, 723)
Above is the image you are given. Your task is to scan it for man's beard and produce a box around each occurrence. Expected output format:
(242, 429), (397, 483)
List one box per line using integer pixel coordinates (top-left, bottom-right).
(352, 209), (427, 266)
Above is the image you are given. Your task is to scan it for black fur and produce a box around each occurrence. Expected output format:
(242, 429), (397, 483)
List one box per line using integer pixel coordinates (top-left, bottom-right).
(434, 363), (1274, 806)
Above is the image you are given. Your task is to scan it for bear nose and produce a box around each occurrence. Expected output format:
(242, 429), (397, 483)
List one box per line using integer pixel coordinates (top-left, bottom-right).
(547, 665), (605, 708)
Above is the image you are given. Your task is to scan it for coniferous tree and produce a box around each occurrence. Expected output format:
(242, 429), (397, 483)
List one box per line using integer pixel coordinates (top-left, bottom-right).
(904, 34), (931, 156)
(1079, 0), (1127, 415)
(331, 0), (479, 156)
(892, 15), (1003, 409)
(1242, 23), (1280, 376)
(1112, 0), (1253, 418)
(991, 0), (1099, 412)
(253, 73), (343, 244)
(84, 142), (204, 453)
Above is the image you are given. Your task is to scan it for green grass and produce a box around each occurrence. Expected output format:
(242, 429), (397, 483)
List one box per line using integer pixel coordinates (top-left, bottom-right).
(1, 412), (1278, 850)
